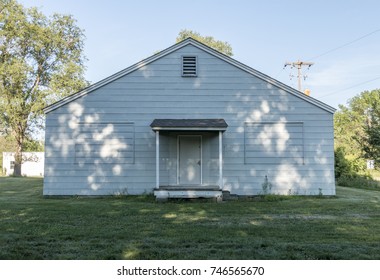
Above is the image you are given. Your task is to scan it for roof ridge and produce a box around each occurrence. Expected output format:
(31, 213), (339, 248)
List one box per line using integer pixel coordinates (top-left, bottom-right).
(44, 38), (335, 114)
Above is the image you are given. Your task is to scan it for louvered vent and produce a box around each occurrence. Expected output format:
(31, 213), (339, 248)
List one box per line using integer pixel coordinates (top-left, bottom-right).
(182, 56), (197, 77)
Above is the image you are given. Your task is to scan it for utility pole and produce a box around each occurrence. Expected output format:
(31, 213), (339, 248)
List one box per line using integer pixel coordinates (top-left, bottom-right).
(284, 60), (314, 92)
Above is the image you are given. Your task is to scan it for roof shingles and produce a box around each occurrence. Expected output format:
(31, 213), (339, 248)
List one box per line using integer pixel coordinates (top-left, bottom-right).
(150, 119), (228, 131)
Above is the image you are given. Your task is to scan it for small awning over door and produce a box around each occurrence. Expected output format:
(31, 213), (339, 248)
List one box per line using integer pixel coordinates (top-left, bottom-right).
(150, 119), (228, 197)
(150, 119), (228, 132)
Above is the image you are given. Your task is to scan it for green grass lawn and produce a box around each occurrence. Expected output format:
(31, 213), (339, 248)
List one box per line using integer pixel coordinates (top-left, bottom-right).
(1, 177), (380, 260)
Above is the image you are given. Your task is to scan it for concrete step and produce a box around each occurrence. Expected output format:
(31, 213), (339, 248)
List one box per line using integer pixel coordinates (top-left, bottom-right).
(157, 185), (220, 191)
(154, 188), (223, 202)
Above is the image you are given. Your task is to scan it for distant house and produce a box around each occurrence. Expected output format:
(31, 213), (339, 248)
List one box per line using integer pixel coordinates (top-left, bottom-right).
(43, 38), (336, 199)
(2, 152), (44, 177)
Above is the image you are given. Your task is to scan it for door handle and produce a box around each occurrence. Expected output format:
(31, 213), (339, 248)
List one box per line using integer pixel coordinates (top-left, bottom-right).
(197, 160), (201, 165)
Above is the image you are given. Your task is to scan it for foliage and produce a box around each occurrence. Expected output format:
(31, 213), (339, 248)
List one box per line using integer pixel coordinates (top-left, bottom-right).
(23, 138), (44, 152)
(0, 135), (42, 175)
(0, 135), (43, 152)
(176, 29), (233, 56)
(0, 135), (17, 152)
(261, 175), (272, 194)
(0, 135), (17, 174)
(0, 0), (88, 175)
(335, 89), (380, 162)
(334, 147), (380, 191)
(334, 147), (367, 179)
(1, 177), (380, 259)
(337, 176), (380, 191)
(334, 105), (362, 155)
(362, 117), (380, 164)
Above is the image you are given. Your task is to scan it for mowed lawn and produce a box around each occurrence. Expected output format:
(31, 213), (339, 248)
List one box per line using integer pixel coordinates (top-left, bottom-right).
(1, 177), (379, 260)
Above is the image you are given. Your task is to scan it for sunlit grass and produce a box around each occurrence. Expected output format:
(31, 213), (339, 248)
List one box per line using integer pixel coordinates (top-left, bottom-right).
(0, 177), (380, 259)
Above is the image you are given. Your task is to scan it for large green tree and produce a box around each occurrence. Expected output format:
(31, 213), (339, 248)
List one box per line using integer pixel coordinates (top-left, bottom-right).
(0, 0), (88, 175)
(335, 89), (380, 164)
(176, 29), (233, 56)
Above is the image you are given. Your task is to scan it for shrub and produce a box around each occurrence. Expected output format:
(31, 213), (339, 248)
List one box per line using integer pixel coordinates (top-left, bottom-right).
(334, 147), (368, 179)
(261, 175), (272, 195)
(337, 176), (380, 191)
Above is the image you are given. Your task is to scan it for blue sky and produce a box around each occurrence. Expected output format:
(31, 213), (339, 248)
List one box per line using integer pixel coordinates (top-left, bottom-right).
(20, 0), (380, 109)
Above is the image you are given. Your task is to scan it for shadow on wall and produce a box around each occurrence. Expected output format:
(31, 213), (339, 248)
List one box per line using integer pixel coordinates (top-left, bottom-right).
(45, 64), (333, 195)
(46, 101), (138, 194)
(223, 83), (333, 195)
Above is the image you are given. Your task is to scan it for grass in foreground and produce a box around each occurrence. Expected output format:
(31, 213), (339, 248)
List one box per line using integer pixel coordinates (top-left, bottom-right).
(1, 177), (380, 260)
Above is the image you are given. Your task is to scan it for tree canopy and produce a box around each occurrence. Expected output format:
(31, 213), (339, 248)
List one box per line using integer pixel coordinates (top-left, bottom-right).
(334, 89), (380, 173)
(0, 0), (88, 175)
(176, 29), (233, 56)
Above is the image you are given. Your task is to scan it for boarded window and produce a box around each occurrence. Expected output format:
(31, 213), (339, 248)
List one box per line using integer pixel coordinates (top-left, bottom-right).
(182, 56), (197, 77)
(75, 122), (134, 165)
(244, 122), (304, 164)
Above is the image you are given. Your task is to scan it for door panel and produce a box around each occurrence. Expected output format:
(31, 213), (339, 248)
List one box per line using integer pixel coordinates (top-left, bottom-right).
(179, 136), (201, 185)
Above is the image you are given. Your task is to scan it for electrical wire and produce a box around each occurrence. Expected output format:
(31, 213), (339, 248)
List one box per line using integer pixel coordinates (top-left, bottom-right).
(303, 29), (380, 99)
(307, 28), (380, 61)
(281, 28), (380, 94)
(318, 76), (380, 98)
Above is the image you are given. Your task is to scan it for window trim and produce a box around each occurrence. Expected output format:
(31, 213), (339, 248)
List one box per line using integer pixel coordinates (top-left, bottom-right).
(244, 121), (305, 165)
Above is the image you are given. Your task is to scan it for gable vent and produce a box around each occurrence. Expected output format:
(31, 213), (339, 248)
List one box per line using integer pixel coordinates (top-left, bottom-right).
(182, 56), (197, 77)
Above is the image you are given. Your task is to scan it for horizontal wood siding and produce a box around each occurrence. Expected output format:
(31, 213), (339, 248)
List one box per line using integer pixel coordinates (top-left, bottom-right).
(244, 122), (304, 165)
(44, 44), (335, 196)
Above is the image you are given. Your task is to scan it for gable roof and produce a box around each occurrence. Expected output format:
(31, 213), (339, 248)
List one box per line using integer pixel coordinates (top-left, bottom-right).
(44, 38), (336, 114)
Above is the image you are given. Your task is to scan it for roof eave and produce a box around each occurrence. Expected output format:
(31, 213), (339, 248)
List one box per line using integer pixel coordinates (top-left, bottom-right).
(186, 41), (336, 114)
(44, 38), (336, 115)
(43, 39), (196, 114)
(151, 127), (227, 132)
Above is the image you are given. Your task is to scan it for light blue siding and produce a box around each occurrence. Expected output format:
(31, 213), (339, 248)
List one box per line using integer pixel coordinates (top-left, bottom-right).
(244, 122), (304, 165)
(44, 43), (335, 196)
(74, 122), (135, 165)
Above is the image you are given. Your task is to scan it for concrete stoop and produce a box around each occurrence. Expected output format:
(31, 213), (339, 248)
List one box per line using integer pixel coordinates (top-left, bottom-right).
(154, 185), (224, 202)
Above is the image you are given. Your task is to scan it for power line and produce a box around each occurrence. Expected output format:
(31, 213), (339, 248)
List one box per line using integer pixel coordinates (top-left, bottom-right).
(318, 76), (380, 98)
(304, 29), (380, 99)
(307, 28), (380, 61)
(280, 29), (380, 95)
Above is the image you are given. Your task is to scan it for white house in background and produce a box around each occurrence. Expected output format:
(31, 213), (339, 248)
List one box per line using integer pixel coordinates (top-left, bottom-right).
(43, 38), (336, 199)
(2, 152), (44, 177)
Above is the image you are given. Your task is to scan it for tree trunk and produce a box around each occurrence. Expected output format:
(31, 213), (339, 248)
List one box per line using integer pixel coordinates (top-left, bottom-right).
(13, 137), (23, 177)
